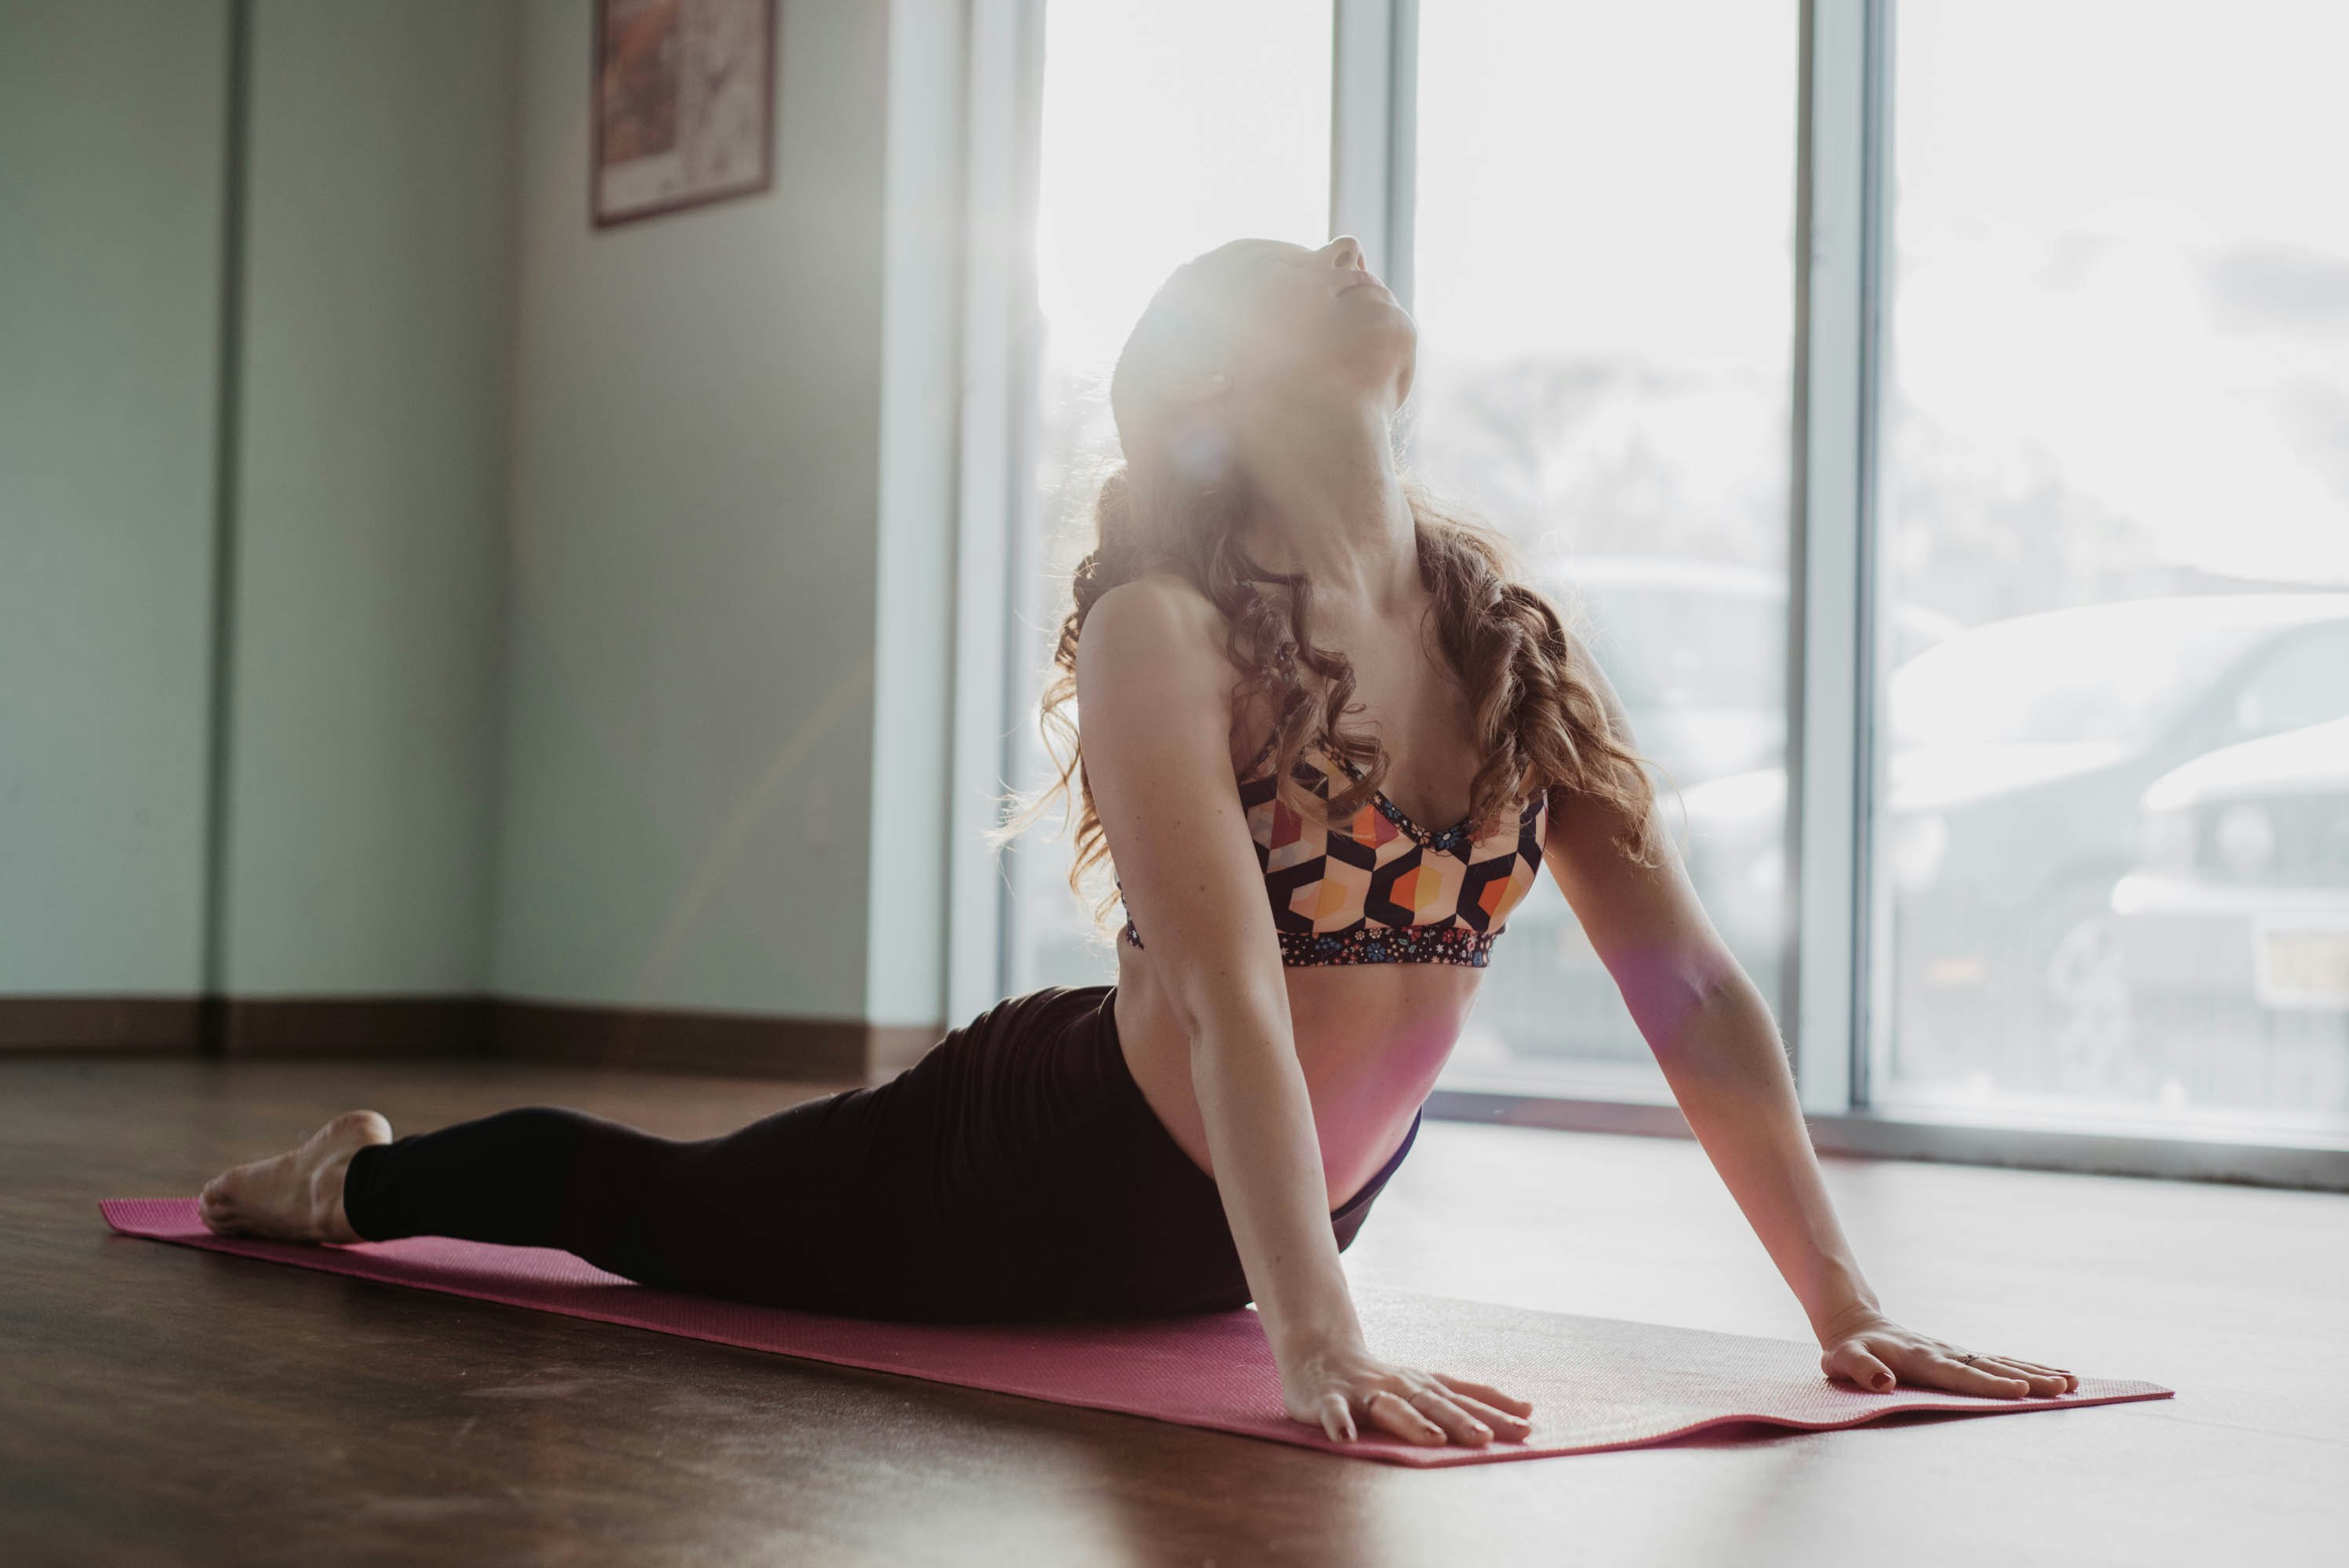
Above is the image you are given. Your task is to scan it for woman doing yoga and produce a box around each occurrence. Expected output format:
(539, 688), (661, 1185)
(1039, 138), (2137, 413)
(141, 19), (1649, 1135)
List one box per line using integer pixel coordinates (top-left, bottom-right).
(198, 234), (2078, 1448)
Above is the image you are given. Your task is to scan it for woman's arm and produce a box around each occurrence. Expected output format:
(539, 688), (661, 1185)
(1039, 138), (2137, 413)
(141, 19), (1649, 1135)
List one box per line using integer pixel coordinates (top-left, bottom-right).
(1077, 580), (1350, 1352)
(1541, 636), (2079, 1399)
(1077, 578), (1534, 1445)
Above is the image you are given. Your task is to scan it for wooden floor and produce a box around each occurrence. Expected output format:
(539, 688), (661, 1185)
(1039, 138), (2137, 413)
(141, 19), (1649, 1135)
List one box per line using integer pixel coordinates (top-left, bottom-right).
(4, 1056), (2344, 1567)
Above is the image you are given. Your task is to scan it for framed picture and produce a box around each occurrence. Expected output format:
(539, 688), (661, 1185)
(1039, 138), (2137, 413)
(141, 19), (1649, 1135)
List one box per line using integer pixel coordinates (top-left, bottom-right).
(592, 0), (777, 228)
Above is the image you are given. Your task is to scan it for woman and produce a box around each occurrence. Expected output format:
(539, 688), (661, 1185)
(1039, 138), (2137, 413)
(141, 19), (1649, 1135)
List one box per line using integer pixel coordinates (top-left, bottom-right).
(198, 235), (2077, 1450)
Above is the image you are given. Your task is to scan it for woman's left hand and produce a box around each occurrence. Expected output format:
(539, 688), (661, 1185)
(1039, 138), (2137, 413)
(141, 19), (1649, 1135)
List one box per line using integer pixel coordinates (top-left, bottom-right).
(1817, 1305), (2080, 1399)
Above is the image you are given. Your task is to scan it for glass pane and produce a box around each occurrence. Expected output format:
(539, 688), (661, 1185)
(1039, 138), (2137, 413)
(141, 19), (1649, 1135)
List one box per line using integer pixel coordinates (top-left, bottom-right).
(1003, 2), (1334, 993)
(1872, 0), (2349, 1141)
(1414, 1), (1801, 1100)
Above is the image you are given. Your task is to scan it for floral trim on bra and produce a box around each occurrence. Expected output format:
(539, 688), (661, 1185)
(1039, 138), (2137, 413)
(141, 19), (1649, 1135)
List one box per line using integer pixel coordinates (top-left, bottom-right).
(1121, 737), (1548, 968)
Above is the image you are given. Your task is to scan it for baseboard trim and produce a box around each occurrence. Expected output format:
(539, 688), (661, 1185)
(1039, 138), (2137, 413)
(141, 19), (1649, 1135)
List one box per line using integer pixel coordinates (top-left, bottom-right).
(0, 995), (204, 1051)
(496, 996), (936, 1082)
(217, 996), (496, 1059)
(0, 993), (942, 1083)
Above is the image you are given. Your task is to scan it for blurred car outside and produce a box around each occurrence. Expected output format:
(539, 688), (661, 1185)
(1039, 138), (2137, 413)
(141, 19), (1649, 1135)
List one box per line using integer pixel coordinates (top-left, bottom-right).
(2109, 715), (2349, 1121)
(1529, 554), (1964, 790)
(1451, 555), (1961, 1091)
(1672, 593), (2349, 1107)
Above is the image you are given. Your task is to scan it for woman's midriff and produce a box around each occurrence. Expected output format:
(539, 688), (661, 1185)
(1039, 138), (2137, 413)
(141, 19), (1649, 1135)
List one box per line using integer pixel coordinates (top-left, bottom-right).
(1111, 947), (1480, 1210)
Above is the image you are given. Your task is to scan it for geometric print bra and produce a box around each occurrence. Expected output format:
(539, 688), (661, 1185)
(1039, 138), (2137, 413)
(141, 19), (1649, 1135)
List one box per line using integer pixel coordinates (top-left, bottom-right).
(1120, 735), (1550, 968)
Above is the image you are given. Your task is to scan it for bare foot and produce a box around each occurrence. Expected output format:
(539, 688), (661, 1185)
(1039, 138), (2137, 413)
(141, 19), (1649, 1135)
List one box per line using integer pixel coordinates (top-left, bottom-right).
(198, 1110), (392, 1244)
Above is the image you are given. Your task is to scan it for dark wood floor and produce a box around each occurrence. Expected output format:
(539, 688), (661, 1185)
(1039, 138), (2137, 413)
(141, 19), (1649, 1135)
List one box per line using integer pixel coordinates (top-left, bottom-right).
(4, 1055), (2343, 1566)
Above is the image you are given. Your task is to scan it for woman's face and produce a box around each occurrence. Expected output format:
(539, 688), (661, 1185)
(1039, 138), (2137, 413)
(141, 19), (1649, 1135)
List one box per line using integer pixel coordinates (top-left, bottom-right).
(1187, 234), (1416, 409)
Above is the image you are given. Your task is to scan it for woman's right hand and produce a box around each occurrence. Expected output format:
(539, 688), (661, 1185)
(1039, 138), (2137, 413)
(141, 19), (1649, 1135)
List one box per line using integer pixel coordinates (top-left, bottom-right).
(1280, 1338), (1537, 1447)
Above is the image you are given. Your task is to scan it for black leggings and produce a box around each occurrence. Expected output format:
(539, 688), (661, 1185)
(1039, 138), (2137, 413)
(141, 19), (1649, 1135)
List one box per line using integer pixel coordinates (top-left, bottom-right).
(339, 985), (1421, 1323)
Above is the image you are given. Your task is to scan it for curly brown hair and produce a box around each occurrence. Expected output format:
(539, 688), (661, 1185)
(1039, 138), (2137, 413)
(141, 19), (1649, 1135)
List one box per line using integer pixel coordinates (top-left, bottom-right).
(1016, 257), (1668, 926)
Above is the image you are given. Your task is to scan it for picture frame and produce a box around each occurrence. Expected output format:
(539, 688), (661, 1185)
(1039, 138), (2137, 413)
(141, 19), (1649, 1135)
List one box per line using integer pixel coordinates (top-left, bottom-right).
(591, 0), (778, 229)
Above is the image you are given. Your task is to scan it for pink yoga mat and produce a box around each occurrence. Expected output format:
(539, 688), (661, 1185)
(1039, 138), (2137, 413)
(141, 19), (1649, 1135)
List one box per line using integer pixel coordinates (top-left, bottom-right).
(100, 1198), (2169, 1467)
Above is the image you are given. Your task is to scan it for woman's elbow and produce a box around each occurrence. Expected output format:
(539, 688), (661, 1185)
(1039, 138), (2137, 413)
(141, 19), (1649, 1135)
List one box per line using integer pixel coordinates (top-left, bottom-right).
(1167, 971), (1291, 1064)
(1614, 944), (1752, 1062)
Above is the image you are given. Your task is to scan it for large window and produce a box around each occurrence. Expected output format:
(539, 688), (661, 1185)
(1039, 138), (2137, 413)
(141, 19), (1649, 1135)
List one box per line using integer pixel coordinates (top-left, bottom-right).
(980, 1), (2349, 1170)
(1863, 0), (2349, 1137)
(1410, 0), (1801, 1100)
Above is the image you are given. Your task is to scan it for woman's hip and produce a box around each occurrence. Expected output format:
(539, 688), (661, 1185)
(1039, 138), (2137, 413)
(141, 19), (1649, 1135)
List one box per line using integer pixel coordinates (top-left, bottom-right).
(884, 985), (1227, 1316)
(815, 982), (1422, 1320)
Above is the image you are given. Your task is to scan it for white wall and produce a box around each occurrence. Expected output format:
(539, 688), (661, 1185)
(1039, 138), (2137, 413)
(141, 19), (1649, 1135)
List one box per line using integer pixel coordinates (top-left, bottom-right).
(0, 1), (229, 995)
(2, 0), (968, 1036)
(492, 0), (904, 1022)
(221, 0), (519, 995)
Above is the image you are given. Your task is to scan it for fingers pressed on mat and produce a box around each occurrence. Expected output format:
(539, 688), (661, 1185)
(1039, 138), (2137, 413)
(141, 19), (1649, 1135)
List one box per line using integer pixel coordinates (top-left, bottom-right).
(1406, 1387), (1492, 1445)
(1436, 1372), (1534, 1415)
(1931, 1356), (2033, 1397)
(1826, 1344), (1897, 1393)
(1446, 1392), (1534, 1439)
(1991, 1358), (2080, 1391)
(1367, 1388), (1447, 1445)
(1972, 1357), (2068, 1395)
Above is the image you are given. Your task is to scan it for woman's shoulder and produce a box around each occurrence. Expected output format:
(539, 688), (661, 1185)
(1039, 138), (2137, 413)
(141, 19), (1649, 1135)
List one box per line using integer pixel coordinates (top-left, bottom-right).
(1087, 568), (1219, 627)
(1076, 573), (1260, 770)
(1078, 572), (1231, 677)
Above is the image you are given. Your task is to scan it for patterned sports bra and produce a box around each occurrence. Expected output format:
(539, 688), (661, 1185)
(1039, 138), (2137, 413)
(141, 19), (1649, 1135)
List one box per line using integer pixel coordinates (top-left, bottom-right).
(1121, 737), (1549, 968)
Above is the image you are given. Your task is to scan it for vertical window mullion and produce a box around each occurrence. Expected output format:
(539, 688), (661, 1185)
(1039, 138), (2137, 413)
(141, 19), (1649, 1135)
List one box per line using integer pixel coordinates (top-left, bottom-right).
(1334, 0), (1415, 456)
(948, 0), (1047, 1027)
(1383, 0), (1417, 312)
(1331, 0), (1414, 291)
(1853, 0), (1897, 1112)
(1788, 0), (1885, 1116)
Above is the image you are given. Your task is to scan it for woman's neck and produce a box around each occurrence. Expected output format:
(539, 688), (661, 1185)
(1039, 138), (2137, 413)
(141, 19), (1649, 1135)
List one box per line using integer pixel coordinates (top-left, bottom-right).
(1232, 397), (1418, 612)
